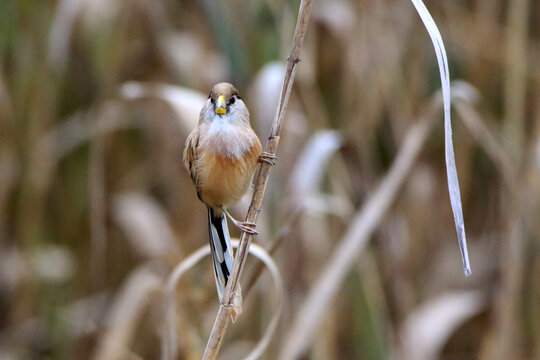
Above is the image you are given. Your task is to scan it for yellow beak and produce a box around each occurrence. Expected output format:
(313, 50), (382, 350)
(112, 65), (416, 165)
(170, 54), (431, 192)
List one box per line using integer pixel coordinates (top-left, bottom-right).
(215, 94), (226, 115)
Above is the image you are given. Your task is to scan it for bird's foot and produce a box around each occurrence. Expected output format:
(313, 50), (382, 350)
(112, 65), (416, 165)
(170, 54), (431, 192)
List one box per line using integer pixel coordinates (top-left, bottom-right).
(258, 151), (278, 166)
(224, 211), (259, 235)
(236, 221), (258, 235)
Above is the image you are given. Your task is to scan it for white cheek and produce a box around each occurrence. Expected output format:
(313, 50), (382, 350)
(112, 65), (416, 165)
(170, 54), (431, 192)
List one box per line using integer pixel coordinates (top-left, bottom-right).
(227, 105), (239, 119)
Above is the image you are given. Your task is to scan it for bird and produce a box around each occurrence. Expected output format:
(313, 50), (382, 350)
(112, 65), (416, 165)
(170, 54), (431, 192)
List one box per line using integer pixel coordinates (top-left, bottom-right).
(183, 82), (276, 301)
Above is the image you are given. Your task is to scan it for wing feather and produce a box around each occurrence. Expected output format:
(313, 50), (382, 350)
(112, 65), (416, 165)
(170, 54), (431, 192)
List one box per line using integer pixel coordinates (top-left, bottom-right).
(183, 129), (202, 197)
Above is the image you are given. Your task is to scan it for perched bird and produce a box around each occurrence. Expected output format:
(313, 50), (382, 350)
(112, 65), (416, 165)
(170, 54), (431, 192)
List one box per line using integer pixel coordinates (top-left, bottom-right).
(183, 82), (275, 300)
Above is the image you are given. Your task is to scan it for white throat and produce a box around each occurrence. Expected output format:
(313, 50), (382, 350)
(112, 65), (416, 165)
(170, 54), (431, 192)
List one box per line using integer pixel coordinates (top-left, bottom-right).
(202, 116), (253, 158)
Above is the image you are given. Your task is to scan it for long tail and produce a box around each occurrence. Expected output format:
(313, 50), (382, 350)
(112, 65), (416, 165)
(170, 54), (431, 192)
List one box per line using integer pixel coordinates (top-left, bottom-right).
(207, 207), (234, 300)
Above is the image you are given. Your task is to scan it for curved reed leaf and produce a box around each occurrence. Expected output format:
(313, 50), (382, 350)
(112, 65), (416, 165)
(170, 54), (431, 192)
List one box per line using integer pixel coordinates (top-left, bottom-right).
(402, 291), (485, 360)
(163, 241), (283, 360)
(410, 0), (471, 276)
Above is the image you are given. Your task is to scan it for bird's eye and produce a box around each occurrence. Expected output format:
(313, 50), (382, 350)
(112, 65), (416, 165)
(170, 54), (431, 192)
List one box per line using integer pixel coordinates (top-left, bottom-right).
(210, 97), (215, 104)
(229, 96), (236, 105)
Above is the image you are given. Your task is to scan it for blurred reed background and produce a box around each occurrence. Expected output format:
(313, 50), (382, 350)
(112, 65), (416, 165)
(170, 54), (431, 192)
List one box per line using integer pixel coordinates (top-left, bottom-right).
(0, 0), (539, 359)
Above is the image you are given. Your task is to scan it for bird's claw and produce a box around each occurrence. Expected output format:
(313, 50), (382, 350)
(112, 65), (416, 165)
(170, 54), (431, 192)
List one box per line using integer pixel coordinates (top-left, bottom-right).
(224, 210), (259, 235)
(238, 222), (258, 235)
(259, 152), (278, 166)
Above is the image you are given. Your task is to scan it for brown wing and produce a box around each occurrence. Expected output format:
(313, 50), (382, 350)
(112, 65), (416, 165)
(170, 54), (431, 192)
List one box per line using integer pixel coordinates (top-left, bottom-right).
(183, 129), (202, 197)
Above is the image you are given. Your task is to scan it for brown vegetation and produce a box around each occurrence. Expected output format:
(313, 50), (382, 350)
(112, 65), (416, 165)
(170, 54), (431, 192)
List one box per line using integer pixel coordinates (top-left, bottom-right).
(0, 0), (539, 359)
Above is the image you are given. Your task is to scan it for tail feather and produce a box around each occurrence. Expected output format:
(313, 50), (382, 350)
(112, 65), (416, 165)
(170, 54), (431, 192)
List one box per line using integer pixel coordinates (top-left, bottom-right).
(208, 207), (234, 300)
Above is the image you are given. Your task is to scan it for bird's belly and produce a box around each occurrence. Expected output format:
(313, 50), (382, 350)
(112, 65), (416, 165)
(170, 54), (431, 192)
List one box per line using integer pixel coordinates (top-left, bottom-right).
(198, 146), (259, 208)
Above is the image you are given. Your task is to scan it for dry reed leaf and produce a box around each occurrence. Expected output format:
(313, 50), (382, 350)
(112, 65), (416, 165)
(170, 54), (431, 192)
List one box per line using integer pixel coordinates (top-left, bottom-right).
(36, 104), (132, 162)
(314, 0), (355, 39)
(251, 62), (286, 131)
(162, 246), (208, 360)
(162, 240), (283, 360)
(93, 265), (163, 360)
(448, 80), (480, 103)
(48, 0), (121, 68)
(279, 96), (441, 360)
(289, 130), (343, 201)
(47, 0), (82, 68)
(159, 33), (228, 86)
(61, 293), (109, 338)
(303, 193), (353, 219)
(112, 193), (181, 260)
(79, 0), (121, 30)
(410, 0), (471, 276)
(288, 130), (346, 254)
(401, 291), (485, 360)
(159, 33), (204, 73)
(120, 82), (204, 133)
(29, 245), (75, 284)
(451, 81), (513, 187)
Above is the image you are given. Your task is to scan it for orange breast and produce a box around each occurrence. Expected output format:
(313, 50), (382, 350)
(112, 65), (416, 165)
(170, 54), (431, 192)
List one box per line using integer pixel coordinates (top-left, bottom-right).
(197, 141), (261, 208)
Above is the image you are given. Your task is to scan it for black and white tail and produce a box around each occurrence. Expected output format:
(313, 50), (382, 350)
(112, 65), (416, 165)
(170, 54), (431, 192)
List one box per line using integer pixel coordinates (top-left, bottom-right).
(207, 207), (234, 300)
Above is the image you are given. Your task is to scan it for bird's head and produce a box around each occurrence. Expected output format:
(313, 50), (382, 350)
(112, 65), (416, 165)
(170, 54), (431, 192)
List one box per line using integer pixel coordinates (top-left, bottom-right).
(206, 82), (248, 122)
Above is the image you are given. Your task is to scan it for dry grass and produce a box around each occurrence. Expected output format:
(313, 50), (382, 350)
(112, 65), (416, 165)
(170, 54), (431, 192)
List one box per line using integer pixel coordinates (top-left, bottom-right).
(0, 0), (539, 359)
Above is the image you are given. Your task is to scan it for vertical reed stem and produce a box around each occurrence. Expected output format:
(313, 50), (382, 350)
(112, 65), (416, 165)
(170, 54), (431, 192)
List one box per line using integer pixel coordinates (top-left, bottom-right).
(201, 1), (314, 358)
